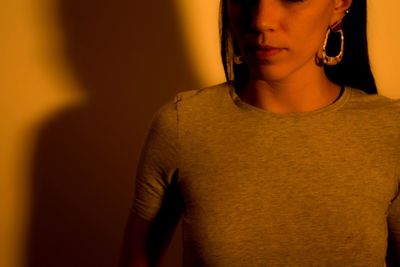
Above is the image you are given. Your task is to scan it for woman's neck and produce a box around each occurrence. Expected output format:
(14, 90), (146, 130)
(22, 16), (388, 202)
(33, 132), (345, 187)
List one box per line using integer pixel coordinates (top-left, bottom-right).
(238, 68), (342, 114)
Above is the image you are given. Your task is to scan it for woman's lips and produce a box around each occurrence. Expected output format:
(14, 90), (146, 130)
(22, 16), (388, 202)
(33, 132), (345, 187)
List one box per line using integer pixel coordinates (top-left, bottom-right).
(251, 46), (285, 59)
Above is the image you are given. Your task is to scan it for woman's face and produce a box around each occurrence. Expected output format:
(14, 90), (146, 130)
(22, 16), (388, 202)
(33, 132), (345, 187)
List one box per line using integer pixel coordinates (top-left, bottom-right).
(227, 0), (349, 83)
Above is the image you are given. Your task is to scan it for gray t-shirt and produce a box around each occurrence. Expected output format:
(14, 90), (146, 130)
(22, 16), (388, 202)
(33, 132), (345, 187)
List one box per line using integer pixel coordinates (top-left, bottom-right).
(133, 83), (400, 266)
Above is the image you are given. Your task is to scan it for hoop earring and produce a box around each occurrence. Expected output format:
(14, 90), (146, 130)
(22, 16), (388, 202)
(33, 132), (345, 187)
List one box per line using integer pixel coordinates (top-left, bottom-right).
(233, 54), (243, 65)
(318, 20), (344, 66)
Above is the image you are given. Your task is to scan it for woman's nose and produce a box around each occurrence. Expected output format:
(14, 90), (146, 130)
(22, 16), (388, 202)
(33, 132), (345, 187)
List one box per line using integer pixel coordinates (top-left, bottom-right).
(251, 0), (279, 32)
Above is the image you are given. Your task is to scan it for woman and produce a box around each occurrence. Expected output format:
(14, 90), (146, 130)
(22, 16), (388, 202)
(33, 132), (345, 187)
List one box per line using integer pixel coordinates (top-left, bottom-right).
(121, 0), (400, 266)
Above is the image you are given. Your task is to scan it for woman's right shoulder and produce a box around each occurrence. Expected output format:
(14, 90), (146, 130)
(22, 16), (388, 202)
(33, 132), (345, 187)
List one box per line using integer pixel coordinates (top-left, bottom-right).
(150, 82), (230, 127)
(173, 82), (229, 103)
(157, 82), (230, 114)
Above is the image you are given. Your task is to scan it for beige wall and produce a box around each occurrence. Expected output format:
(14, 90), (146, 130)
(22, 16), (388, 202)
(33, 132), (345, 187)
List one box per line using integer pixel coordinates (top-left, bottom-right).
(1, 0), (399, 266)
(368, 0), (400, 98)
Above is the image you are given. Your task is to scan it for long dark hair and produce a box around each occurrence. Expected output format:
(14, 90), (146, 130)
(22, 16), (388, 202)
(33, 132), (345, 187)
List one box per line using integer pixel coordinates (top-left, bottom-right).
(219, 0), (377, 94)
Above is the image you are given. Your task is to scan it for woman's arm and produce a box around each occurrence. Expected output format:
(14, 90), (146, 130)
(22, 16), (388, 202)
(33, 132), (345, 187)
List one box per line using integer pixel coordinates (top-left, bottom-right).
(119, 213), (152, 267)
(394, 241), (400, 266)
(119, 212), (179, 267)
(120, 181), (182, 267)
(386, 236), (400, 267)
(120, 98), (181, 266)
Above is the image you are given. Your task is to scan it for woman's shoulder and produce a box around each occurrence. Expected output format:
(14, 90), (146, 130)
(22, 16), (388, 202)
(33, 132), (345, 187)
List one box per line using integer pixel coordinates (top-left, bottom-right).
(153, 82), (230, 123)
(174, 82), (230, 103)
(348, 86), (400, 115)
(163, 82), (232, 116)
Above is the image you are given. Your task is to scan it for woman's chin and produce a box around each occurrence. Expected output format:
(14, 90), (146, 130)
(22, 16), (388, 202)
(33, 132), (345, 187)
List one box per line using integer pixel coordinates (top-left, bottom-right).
(250, 66), (291, 83)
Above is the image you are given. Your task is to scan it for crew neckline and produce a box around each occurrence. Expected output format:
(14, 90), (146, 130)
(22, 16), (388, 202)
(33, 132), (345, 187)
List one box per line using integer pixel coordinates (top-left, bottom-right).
(228, 83), (352, 118)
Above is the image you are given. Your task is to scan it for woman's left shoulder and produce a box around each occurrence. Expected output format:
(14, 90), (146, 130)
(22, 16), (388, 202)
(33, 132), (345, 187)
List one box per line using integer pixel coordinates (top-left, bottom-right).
(349, 87), (400, 114)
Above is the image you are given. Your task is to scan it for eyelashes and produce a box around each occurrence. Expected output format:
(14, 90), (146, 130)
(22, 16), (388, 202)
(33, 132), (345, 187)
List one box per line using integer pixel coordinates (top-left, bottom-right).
(230, 0), (305, 4)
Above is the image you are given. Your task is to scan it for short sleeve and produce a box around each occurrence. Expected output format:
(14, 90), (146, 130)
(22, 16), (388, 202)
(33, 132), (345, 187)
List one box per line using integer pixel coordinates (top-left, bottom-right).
(132, 96), (180, 221)
(388, 187), (400, 242)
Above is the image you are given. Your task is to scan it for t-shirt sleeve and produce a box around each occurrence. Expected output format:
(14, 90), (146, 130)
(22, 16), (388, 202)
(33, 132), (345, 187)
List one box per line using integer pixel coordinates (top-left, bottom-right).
(131, 96), (180, 221)
(389, 100), (400, 242)
(388, 186), (400, 242)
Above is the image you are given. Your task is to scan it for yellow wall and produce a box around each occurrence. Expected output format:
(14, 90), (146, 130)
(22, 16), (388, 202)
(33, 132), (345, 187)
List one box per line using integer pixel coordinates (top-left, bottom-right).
(1, 0), (399, 266)
(368, 0), (400, 98)
(1, 1), (84, 267)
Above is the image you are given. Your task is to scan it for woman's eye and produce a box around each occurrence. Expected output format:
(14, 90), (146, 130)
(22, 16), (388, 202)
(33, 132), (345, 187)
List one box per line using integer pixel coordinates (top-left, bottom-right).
(284, 0), (305, 3)
(230, 0), (304, 4)
(229, 0), (305, 7)
(230, 0), (255, 4)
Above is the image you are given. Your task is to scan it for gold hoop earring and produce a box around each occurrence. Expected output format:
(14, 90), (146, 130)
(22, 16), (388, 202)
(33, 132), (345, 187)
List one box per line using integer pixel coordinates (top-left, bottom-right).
(319, 21), (344, 66)
(233, 54), (243, 65)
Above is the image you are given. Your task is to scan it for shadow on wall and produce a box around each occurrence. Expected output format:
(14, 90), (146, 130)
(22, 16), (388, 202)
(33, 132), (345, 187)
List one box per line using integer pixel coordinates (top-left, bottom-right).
(26, 0), (199, 266)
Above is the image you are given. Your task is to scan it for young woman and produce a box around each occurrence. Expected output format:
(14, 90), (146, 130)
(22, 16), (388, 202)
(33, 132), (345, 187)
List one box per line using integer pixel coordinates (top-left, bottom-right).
(121, 0), (400, 266)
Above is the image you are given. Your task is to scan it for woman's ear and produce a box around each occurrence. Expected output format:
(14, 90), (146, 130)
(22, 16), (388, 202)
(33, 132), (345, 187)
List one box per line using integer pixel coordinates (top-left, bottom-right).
(330, 0), (353, 25)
